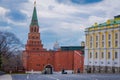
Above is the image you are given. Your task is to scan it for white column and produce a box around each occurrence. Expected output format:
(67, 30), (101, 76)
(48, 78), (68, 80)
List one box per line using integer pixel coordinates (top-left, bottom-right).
(84, 32), (89, 66)
(118, 27), (120, 67)
(104, 31), (107, 66)
(84, 49), (89, 66)
(98, 32), (100, 66)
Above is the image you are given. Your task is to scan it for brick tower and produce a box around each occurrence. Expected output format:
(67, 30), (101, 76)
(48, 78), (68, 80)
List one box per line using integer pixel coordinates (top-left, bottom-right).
(25, 1), (45, 51)
(23, 1), (84, 73)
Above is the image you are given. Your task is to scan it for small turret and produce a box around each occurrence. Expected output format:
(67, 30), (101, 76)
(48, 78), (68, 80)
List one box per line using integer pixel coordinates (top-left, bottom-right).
(81, 41), (85, 47)
(53, 41), (60, 51)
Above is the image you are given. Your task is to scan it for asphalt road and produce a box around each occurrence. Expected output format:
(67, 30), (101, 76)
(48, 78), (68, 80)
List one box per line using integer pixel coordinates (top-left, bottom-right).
(12, 73), (120, 80)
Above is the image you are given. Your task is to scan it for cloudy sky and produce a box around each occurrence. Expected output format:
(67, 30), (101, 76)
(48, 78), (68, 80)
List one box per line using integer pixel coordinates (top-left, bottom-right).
(0, 0), (120, 49)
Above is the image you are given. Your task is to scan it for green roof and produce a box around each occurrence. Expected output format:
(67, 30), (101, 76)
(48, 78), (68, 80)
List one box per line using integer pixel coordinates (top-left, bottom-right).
(61, 46), (84, 52)
(30, 6), (39, 26)
(88, 16), (120, 29)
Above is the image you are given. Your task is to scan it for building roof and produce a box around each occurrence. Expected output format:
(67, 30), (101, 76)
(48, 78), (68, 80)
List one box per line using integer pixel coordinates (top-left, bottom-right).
(88, 15), (120, 29)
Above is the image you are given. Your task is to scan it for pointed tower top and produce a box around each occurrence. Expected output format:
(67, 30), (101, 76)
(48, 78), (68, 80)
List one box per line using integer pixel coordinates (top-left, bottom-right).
(34, 0), (36, 7)
(30, 0), (39, 26)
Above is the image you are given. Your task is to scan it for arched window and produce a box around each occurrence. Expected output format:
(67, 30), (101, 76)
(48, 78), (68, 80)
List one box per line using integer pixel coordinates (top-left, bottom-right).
(31, 28), (33, 32)
(96, 42), (98, 48)
(102, 35), (104, 40)
(115, 33), (118, 39)
(102, 42), (104, 47)
(101, 52), (104, 59)
(108, 34), (111, 40)
(108, 41), (111, 47)
(36, 27), (38, 32)
(90, 36), (92, 41)
(89, 52), (92, 58)
(115, 41), (118, 47)
(90, 42), (92, 48)
(96, 35), (98, 41)
(115, 52), (118, 59)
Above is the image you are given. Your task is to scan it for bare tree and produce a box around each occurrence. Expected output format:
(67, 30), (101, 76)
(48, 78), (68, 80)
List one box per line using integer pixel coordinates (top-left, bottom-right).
(2, 51), (23, 72)
(0, 31), (23, 72)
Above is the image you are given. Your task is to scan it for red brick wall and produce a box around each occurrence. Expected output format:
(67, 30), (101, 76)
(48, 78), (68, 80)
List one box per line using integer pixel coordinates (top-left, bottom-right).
(54, 51), (74, 71)
(22, 51), (27, 70)
(25, 51), (54, 71)
(22, 50), (84, 72)
(73, 50), (84, 73)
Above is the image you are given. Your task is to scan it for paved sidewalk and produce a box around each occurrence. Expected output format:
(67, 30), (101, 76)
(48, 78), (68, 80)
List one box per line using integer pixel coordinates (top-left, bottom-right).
(0, 74), (12, 80)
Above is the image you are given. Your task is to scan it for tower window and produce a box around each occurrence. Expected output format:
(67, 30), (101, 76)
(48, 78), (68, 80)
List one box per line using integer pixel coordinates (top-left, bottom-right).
(37, 48), (39, 50)
(32, 36), (34, 39)
(33, 48), (35, 50)
(31, 28), (33, 32)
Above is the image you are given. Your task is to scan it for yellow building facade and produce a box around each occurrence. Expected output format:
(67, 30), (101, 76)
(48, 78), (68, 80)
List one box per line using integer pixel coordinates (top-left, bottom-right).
(84, 15), (120, 73)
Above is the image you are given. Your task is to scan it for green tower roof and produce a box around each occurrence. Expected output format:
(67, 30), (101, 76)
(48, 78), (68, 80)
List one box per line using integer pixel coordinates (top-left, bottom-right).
(30, 3), (39, 26)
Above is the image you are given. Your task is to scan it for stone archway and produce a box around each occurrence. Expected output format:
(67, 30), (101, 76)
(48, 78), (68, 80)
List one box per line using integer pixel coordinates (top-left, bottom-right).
(44, 65), (53, 74)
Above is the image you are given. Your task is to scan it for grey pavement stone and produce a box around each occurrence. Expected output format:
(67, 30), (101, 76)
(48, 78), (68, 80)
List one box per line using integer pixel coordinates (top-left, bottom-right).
(11, 73), (120, 80)
(0, 74), (12, 80)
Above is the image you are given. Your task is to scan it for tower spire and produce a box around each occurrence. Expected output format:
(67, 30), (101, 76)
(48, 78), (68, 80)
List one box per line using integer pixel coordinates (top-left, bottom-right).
(30, 0), (38, 26)
(34, 0), (36, 7)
